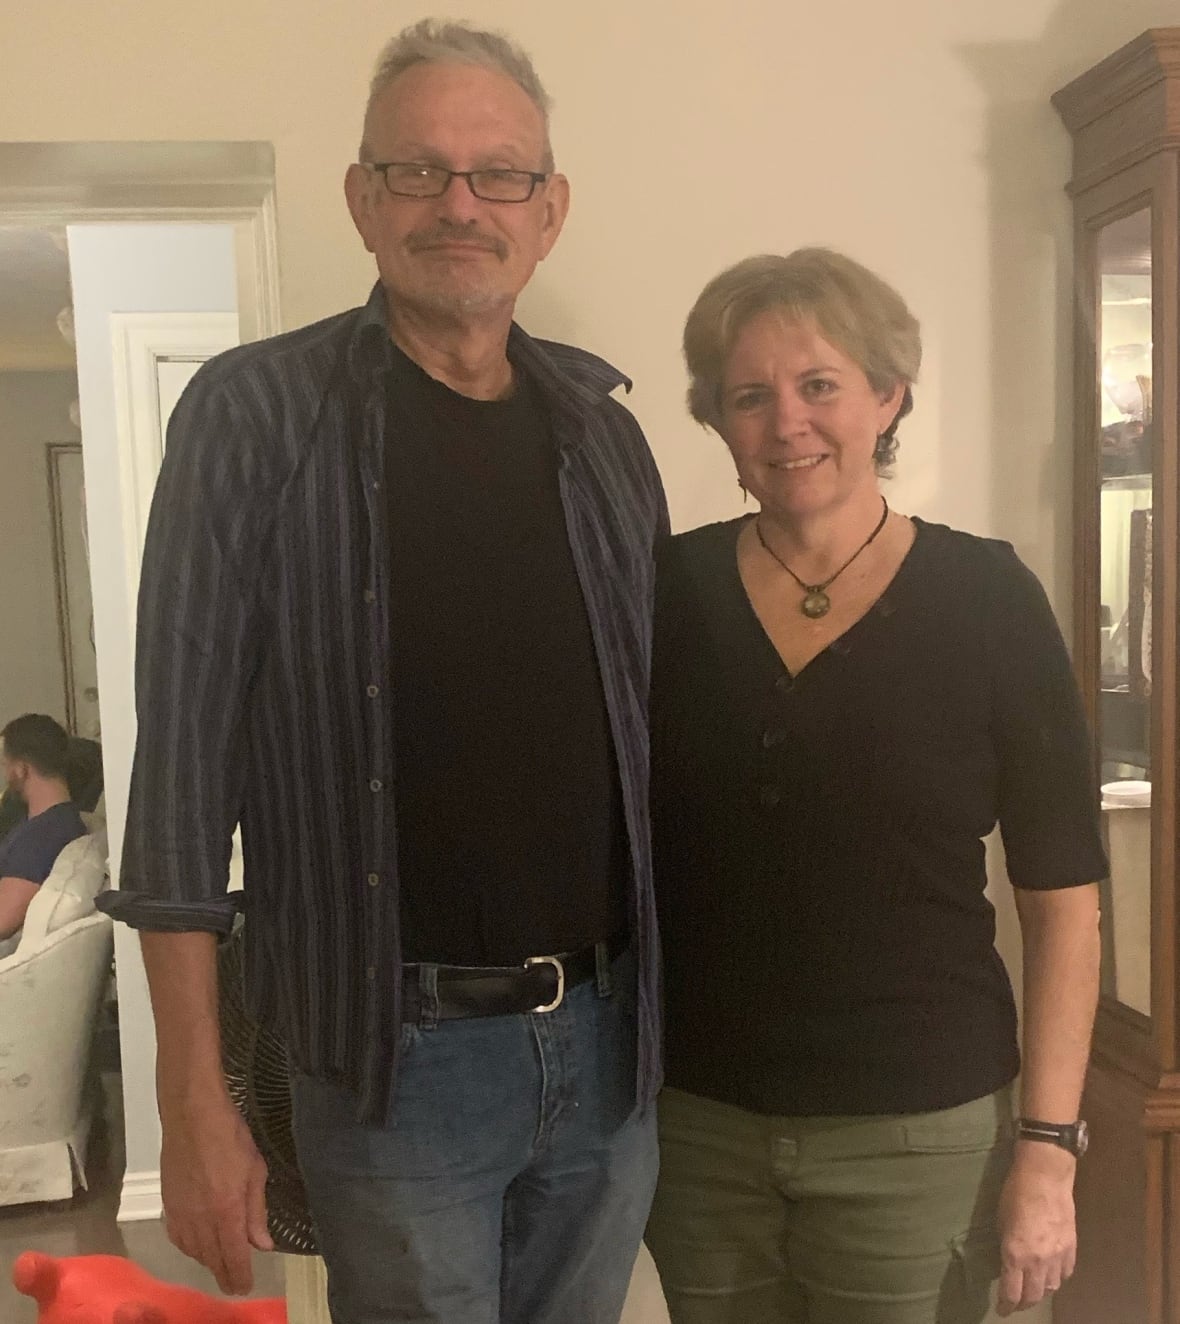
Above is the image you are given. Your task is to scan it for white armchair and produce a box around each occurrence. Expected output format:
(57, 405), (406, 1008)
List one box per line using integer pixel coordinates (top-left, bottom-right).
(0, 830), (112, 1206)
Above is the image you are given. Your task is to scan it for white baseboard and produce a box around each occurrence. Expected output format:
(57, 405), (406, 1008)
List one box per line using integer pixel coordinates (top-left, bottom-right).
(283, 1255), (331, 1324)
(117, 1169), (162, 1222)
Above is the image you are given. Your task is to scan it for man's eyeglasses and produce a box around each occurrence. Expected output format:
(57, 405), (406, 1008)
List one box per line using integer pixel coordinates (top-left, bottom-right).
(367, 162), (549, 203)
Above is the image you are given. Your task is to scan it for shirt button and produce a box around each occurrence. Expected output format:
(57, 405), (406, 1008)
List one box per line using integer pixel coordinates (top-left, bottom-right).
(775, 674), (794, 693)
(367, 872), (380, 888)
(762, 727), (788, 749)
(366, 684), (380, 698)
(363, 589), (376, 604)
(366, 965), (376, 982)
(759, 785), (783, 808)
(369, 778), (383, 793)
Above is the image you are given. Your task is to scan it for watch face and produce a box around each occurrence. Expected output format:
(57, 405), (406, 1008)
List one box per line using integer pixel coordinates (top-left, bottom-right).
(1074, 1119), (1090, 1157)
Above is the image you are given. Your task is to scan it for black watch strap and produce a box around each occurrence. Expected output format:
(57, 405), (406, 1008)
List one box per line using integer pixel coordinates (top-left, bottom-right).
(1016, 1117), (1089, 1157)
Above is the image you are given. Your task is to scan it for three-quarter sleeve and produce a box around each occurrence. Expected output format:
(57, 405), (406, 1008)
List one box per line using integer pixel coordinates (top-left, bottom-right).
(987, 544), (1109, 890)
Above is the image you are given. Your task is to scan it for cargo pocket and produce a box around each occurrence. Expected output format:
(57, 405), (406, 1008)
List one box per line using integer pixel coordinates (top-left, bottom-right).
(937, 1228), (1000, 1324)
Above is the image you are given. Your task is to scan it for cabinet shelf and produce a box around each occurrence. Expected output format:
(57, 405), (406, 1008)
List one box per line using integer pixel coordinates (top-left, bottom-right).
(1101, 472), (1153, 491)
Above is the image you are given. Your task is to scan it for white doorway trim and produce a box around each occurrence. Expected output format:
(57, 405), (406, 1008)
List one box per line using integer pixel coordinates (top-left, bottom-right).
(108, 309), (240, 644)
(1, 200), (280, 343)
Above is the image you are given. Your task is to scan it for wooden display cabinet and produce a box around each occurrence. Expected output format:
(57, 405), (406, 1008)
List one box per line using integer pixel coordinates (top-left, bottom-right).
(1052, 28), (1180, 1324)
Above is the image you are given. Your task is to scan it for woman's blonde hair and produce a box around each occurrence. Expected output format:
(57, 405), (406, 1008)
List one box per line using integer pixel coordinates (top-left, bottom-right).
(683, 248), (922, 469)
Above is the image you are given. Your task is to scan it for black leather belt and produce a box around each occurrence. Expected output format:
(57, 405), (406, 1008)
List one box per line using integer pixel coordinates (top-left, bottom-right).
(402, 932), (628, 1023)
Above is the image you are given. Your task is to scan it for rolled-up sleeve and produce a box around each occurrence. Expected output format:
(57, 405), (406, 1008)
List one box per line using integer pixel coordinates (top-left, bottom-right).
(98, 362), (266, 934)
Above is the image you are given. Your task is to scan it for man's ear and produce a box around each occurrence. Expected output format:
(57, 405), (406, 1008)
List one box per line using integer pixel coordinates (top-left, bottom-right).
(345, 164), (379, 254)
(537, 173), (570, 262)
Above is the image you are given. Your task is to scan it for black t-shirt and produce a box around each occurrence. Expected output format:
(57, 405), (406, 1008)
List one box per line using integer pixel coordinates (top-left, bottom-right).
(652, 516), (1107, 1116)
(384, 344), (628, 965)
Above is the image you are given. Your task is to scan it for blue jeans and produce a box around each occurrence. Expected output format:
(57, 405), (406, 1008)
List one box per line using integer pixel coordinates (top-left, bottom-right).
(290, 945), (658, 1324)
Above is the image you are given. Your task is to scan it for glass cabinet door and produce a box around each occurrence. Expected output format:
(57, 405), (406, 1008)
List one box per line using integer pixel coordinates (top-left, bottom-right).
(1095, 207), (1153, 1015)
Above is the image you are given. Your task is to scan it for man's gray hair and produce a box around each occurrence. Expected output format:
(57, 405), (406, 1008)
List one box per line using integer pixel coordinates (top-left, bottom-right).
(361, 19), (555, 171)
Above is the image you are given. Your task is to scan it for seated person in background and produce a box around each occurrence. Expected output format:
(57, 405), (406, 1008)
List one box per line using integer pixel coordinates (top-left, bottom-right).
(0, 733), (104, 838)
(0, 714), (88, 942)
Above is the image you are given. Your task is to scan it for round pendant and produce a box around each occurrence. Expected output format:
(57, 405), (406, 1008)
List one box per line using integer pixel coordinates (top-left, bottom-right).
(801, 590), (831, 619)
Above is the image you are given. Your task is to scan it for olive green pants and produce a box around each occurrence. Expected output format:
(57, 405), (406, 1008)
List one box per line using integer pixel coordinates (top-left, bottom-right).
(645, 1086), (1013, 1324)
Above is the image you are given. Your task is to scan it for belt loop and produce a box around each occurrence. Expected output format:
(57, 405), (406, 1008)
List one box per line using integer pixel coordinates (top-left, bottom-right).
(595, 940), (613, 998)
(419, 963), (440, 1030)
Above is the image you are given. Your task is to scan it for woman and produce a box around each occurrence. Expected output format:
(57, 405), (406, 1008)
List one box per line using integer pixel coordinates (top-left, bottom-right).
(646, 249), (1105, 1324)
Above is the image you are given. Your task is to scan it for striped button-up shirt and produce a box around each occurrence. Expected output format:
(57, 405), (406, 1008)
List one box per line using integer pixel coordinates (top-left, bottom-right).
(100, 284), (669, 1125)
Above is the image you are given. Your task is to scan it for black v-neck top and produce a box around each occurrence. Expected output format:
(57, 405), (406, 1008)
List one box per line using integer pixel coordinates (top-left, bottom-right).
(651, 515), (1107, 1116)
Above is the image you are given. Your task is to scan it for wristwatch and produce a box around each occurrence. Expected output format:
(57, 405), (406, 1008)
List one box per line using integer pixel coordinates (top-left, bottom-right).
(1016, 1117), (1089, 1157)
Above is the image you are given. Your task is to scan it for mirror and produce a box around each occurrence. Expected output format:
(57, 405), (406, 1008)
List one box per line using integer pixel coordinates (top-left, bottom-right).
(1096, 208), (1152, 1014)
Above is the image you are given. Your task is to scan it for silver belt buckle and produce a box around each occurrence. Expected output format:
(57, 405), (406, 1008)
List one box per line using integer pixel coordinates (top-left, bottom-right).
(524, 954), (565, 1013)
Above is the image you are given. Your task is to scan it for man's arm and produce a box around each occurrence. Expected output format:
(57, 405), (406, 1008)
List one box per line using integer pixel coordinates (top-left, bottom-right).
(0, 876), (40, 940)
(113, 367), (274, 1293)
(996, 883), (1101, 1317)
(140, 930), (272, 1295)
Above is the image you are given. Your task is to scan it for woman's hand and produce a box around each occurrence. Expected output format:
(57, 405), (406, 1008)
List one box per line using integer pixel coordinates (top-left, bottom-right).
(996, 1139), (1077, 1315)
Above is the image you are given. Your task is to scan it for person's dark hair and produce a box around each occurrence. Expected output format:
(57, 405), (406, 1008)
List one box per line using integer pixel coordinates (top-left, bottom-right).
(1, 713), (71, 780)
(66, 736), (104, 811)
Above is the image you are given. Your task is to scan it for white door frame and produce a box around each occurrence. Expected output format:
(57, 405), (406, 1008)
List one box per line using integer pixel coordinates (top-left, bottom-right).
(108, 309), (241, 648)
(1, 178), (280, 1222)
(0, 197), (280, 344)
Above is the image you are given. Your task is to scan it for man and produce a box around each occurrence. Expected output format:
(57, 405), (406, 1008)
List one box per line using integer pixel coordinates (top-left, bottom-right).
(98, 19), (667, 1324)
(0, 733), (104, 839)
(0, 714), (88, 942)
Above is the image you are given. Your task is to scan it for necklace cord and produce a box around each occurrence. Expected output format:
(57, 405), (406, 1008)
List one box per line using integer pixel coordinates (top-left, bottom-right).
(756, 497), (890, 596)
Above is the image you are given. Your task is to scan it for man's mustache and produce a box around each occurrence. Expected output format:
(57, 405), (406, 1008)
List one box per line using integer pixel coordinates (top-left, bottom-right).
(407, 225), (507, 259)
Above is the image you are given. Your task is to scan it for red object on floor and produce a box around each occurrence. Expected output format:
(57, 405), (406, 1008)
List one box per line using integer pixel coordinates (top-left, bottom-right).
(12, 1251), (288, 1324)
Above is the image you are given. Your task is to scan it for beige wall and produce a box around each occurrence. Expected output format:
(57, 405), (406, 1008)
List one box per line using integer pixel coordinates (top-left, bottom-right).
(2, 0), (1175, 569)
(5, 0), (1167, 949)
(0, 371), (77, 724)
(3, 2), (1174, 1314)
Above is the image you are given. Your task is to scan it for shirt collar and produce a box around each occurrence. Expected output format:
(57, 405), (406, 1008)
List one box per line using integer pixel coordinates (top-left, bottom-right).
(346, 281), (632, 421)
(346, 282), (396, 380)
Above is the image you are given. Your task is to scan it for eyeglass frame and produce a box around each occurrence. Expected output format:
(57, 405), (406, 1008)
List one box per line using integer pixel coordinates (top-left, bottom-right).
(365, 161), (550, 204)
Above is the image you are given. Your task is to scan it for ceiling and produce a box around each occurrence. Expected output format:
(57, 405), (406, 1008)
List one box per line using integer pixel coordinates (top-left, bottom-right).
(0, 226), (76, 373)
